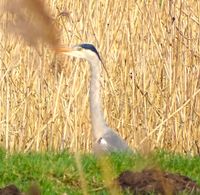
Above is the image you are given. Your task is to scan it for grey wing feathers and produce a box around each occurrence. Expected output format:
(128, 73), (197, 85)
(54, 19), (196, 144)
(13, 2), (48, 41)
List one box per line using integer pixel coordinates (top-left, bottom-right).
(93, 129), (131, 154)
(102, 131), (130, 151)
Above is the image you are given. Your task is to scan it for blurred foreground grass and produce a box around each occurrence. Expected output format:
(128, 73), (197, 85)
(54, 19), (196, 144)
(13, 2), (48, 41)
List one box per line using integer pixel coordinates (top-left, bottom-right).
(0, 149), (200, 194)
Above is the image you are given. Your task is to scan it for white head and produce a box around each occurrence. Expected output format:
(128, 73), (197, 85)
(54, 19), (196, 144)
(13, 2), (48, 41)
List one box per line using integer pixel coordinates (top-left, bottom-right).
(56, 43), (102, 65)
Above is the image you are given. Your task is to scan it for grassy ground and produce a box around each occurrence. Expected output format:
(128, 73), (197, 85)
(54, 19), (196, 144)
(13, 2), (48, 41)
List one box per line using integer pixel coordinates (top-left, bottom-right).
(1, 149), (200, 194)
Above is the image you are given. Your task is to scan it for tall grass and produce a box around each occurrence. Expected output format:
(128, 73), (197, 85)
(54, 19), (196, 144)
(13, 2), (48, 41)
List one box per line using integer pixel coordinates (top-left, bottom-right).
(0, 0), (200, 154)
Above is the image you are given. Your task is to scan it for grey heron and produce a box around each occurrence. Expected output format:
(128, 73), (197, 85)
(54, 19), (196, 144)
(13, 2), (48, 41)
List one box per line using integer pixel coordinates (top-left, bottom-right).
(56, 43), (131, 154)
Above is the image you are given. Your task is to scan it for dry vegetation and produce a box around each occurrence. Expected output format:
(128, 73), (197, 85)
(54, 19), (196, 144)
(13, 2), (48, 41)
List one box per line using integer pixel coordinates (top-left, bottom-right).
(0, 0), (200, 154)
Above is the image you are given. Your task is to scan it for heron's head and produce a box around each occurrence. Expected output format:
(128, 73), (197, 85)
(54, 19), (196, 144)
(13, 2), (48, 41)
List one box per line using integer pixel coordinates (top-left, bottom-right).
(56, 43), (101, 64)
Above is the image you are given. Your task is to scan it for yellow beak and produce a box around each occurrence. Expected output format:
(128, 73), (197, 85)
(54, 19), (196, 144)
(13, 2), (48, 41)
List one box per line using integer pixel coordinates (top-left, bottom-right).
(55, 46), (73, 53)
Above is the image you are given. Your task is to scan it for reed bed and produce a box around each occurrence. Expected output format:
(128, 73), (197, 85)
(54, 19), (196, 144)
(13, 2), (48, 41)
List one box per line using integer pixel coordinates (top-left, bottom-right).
(0, 0), (200, 154)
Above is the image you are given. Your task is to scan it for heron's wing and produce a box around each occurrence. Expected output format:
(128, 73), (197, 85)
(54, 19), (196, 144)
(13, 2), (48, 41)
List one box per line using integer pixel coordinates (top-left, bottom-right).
(97, 129), (130, 152)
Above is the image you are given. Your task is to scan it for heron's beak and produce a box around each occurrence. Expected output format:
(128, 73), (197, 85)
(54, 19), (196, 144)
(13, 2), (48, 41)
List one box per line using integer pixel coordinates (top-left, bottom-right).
(55, 46), (74, 54)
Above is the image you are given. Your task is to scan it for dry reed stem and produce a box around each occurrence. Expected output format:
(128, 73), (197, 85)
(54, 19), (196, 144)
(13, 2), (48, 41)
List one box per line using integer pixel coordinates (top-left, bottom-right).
(99, 156), (121, 195)
(75, 153), (88, 195)
(0, 0), (199, 154)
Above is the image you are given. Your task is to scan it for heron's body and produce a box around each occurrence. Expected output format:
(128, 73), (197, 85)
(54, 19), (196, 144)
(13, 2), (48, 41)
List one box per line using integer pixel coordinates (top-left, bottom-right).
(57, 43), (131, 154)
(93, 129), (130, 154)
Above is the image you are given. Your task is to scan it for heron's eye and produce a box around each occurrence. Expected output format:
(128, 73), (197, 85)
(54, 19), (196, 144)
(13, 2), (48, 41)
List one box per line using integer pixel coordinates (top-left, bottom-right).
(77, 47), (83, 51)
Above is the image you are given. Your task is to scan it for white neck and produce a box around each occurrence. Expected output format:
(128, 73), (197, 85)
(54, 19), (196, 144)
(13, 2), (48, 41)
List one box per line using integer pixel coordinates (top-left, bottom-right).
(89, 58), (108, 139)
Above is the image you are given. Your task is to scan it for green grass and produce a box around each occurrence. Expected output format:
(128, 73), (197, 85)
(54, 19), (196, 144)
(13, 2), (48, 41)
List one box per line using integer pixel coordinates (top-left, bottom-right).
(0, 149), (200, 194)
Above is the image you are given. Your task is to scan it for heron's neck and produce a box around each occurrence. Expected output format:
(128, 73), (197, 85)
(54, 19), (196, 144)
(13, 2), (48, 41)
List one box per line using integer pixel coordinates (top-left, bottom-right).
(89, 59), (107, 138)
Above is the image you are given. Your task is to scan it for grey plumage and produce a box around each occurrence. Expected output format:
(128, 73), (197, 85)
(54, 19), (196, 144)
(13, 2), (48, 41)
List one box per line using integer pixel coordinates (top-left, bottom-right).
(56, 43), (132, 154)
(93, 129), (130, 154)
